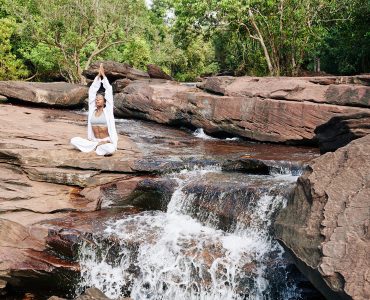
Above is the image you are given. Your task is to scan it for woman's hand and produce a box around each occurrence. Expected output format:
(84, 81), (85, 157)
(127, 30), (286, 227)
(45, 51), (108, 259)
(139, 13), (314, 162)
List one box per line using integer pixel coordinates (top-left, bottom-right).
(99, 63), (105, 78)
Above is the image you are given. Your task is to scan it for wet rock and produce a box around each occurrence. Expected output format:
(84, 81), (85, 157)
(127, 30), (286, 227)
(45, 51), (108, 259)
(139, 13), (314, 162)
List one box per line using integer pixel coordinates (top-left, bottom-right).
(0, 81), (87, 107)
(0, 94), (7, 102)
(275, 134), (370, 300)
(222, 156), (305, 176)
(115, 79), (370, 144)
(314, 112), (370, 153)
(75, 287), (110, 299)
(123, 177), (178, 210)
(0, 279), (7, 296)
(83, 61), (149, 81)
(147, 64), (173, 80)
(181, 172), (294, 230)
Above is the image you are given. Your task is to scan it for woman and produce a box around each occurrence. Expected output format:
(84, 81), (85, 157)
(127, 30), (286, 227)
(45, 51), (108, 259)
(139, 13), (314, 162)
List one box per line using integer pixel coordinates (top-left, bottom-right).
(71, 64), (118, 156)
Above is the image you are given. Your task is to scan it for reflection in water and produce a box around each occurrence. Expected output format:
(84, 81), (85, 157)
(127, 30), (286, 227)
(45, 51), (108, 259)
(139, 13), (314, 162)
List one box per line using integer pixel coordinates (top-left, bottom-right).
(115, 118), (319, 161)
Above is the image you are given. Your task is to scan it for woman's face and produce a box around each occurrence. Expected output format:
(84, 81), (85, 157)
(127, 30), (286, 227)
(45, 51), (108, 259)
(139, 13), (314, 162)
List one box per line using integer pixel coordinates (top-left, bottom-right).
(95, 95), (105, 108)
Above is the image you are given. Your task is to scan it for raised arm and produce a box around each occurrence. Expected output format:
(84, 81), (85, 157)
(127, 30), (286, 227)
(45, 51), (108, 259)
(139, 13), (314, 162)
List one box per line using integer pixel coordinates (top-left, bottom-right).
(99, 64), (114, 111)
(88, 76), (101, 110)
(101, 76), (113, 109)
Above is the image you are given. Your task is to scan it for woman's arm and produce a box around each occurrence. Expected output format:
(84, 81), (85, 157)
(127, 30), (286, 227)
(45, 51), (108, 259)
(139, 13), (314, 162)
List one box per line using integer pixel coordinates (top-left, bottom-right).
(99, 65), (114, 110)
(88, 76), (101, 109)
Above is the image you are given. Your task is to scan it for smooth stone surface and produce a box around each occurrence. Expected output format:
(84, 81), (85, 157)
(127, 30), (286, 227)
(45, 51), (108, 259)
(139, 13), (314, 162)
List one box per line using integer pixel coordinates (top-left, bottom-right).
(83, 61), (149, 81)
(0, 81), (87, 107)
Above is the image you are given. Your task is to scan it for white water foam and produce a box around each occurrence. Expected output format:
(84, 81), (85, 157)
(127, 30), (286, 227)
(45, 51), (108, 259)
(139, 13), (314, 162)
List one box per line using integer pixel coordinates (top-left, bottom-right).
(77, 168), (301, 299)
(193, 128), (217, 140)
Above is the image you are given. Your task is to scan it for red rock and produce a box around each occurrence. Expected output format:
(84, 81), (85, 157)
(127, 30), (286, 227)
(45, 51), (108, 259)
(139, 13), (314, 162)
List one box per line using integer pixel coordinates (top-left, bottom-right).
(275, 134), (370, 300)
(147, 64), (173, 80)
(0, 81), (88, 107)
(114, 79), (370, 144)
(83, 61), (149, 81)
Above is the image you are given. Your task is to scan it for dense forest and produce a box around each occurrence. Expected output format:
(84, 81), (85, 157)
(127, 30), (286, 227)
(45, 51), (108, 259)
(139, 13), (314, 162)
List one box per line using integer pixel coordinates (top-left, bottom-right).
(0, 0), (369, 83)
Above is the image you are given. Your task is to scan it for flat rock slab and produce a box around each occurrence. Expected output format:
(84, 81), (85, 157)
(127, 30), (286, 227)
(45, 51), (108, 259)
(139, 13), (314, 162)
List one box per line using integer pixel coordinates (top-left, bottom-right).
(199, 76), (370, 108)
(115, 79), (370, 144)
(0, 103), (143, 288)
(0, 81), (88, 107)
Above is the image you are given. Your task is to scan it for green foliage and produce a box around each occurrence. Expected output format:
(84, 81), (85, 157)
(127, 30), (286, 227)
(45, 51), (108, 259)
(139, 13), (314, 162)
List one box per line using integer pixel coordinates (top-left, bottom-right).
(122, 37), (152, 69)
(0, 17), (29, 80)
(1, 0), (369, 81)
(318, 0), (370, 74)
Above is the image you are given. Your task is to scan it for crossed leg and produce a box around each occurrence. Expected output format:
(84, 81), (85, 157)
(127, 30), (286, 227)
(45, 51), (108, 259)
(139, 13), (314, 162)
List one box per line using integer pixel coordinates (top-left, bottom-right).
(70, 137), (115, 156)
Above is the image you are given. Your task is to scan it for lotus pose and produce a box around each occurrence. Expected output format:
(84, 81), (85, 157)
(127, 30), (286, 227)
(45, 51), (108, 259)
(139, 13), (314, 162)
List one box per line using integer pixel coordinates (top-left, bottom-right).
(71, 64), (118, 156)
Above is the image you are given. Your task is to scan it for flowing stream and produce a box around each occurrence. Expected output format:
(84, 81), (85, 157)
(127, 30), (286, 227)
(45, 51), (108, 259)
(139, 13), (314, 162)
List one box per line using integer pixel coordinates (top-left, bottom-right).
(74, 119), (319, 299)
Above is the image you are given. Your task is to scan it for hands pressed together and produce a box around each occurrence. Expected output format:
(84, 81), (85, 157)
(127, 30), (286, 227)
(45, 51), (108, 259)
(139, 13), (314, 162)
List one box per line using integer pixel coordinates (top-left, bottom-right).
(98, 63), (105, 78)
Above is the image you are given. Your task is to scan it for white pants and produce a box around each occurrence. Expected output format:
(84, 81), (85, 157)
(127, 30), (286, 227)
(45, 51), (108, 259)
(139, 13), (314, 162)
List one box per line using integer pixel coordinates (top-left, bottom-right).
(70, 137), (115, 156)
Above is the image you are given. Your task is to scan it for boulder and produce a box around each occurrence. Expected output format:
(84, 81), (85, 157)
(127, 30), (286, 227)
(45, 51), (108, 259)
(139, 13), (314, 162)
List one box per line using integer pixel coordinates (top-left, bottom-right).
(114, 79), (370, 144)
(198, 76), (370, 108)
(274, 134), (370, 300)
(112, 78), (132, 93)
(83, 61), (149, 81)
(314, 112), (370, 153)
(147, 64), (173, 80)
(0, 81), (87, 107)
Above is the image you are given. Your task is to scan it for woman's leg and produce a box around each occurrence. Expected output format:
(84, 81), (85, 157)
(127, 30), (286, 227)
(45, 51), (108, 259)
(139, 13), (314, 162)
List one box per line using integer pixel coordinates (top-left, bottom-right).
(70, 137), (98, 153)
(95, 143), (115, 156)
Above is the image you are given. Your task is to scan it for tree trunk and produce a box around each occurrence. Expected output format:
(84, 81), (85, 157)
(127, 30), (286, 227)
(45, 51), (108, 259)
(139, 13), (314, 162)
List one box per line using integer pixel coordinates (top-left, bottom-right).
(248, 9), (275, 75)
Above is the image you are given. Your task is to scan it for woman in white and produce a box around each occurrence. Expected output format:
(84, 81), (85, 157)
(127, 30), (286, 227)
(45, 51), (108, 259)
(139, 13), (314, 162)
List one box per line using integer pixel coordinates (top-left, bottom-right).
(71, 64), (118, 156)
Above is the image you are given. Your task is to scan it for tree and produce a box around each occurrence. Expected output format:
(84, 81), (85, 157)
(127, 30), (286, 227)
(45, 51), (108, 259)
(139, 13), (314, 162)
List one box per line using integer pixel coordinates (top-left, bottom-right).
(172, 0), (354, 76)
(6, 0), (148, 83)
(0, 17), (29, 80)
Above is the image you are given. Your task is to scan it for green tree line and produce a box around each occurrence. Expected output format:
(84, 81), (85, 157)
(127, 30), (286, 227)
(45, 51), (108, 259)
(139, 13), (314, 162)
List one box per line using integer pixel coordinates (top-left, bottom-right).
(0, 0), (369, 82)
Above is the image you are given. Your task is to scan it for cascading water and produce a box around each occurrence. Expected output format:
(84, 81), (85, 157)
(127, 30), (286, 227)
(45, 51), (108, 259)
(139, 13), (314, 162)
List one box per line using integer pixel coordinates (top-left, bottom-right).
(76, 165), (302, 300)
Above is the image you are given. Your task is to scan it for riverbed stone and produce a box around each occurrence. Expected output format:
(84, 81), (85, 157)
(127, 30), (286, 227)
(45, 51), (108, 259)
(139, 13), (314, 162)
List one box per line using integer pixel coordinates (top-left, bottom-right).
(275, 134), (370, 300)
(115, 78), (370, 144)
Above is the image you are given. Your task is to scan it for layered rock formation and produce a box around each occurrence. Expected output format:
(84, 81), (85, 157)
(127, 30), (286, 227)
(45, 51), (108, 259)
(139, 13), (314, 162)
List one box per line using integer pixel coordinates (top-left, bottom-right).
(0, 81), (87, 107)
(275, 134), (370, 300)
(114, 76), (370, 144)
(0, 104), (143, 293)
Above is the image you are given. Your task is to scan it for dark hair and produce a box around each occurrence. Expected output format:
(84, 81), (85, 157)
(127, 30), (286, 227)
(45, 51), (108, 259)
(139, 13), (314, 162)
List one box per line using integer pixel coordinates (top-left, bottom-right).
(96, 91), (106, 107)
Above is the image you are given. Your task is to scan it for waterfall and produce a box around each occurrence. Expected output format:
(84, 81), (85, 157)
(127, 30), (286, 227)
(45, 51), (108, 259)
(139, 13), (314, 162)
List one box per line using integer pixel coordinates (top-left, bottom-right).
(77, 166), (301, 299)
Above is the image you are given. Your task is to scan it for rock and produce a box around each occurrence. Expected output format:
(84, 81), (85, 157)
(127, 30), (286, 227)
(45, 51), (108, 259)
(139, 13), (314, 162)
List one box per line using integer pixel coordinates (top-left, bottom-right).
(274, 134), (370, 300)
(123, 177), (178, 210)
(147, 64), (173, 80)
(182, 172), (294, 230)
(307, 75), (370, 86)
(114, 79), (370, 144)
(83, 61), (149, 81)
(196, 76), (236, 95)
(75, 287), (110, 299)
(0, 81), (88, 107)
(314, 112), (370, 153)
(0, 95), (7, 102)
(112, 78), (132, 93)
(0, 279), (7, 296)
(198, 76), (370, 108)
